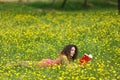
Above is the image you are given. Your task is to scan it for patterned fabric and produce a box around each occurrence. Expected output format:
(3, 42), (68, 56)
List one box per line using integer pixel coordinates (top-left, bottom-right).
(37, 54), (71, 67)
(40, 59), (55, 66)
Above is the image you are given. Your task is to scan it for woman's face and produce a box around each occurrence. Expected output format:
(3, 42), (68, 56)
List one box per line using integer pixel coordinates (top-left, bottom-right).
(70, 47), (76, 57)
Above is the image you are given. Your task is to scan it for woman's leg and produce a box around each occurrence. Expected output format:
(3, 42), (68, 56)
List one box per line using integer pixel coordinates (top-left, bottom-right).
(18, 61), (33, 67)
(5, 59), (54, 68)
(6, 61), (35, 68)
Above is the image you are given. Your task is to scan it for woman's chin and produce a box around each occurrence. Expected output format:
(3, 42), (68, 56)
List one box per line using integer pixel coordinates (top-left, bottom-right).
(70, 55), (74, 57)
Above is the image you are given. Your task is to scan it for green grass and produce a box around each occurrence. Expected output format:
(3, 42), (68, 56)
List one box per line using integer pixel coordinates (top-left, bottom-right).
(0, 1), (120, 80)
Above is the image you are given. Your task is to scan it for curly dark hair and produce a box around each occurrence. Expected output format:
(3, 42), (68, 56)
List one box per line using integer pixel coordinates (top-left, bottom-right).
(60, 44), (78, 61)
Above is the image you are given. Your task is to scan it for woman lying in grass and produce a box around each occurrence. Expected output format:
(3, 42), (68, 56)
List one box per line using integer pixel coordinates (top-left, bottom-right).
(7, 44), (78, 68)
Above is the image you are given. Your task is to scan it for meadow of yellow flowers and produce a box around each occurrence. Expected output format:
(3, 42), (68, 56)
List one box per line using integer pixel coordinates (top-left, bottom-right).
(0, 2), (120, 80)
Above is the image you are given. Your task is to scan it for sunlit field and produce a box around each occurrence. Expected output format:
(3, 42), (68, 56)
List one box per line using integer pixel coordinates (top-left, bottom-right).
(0, 1), (120, 80)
